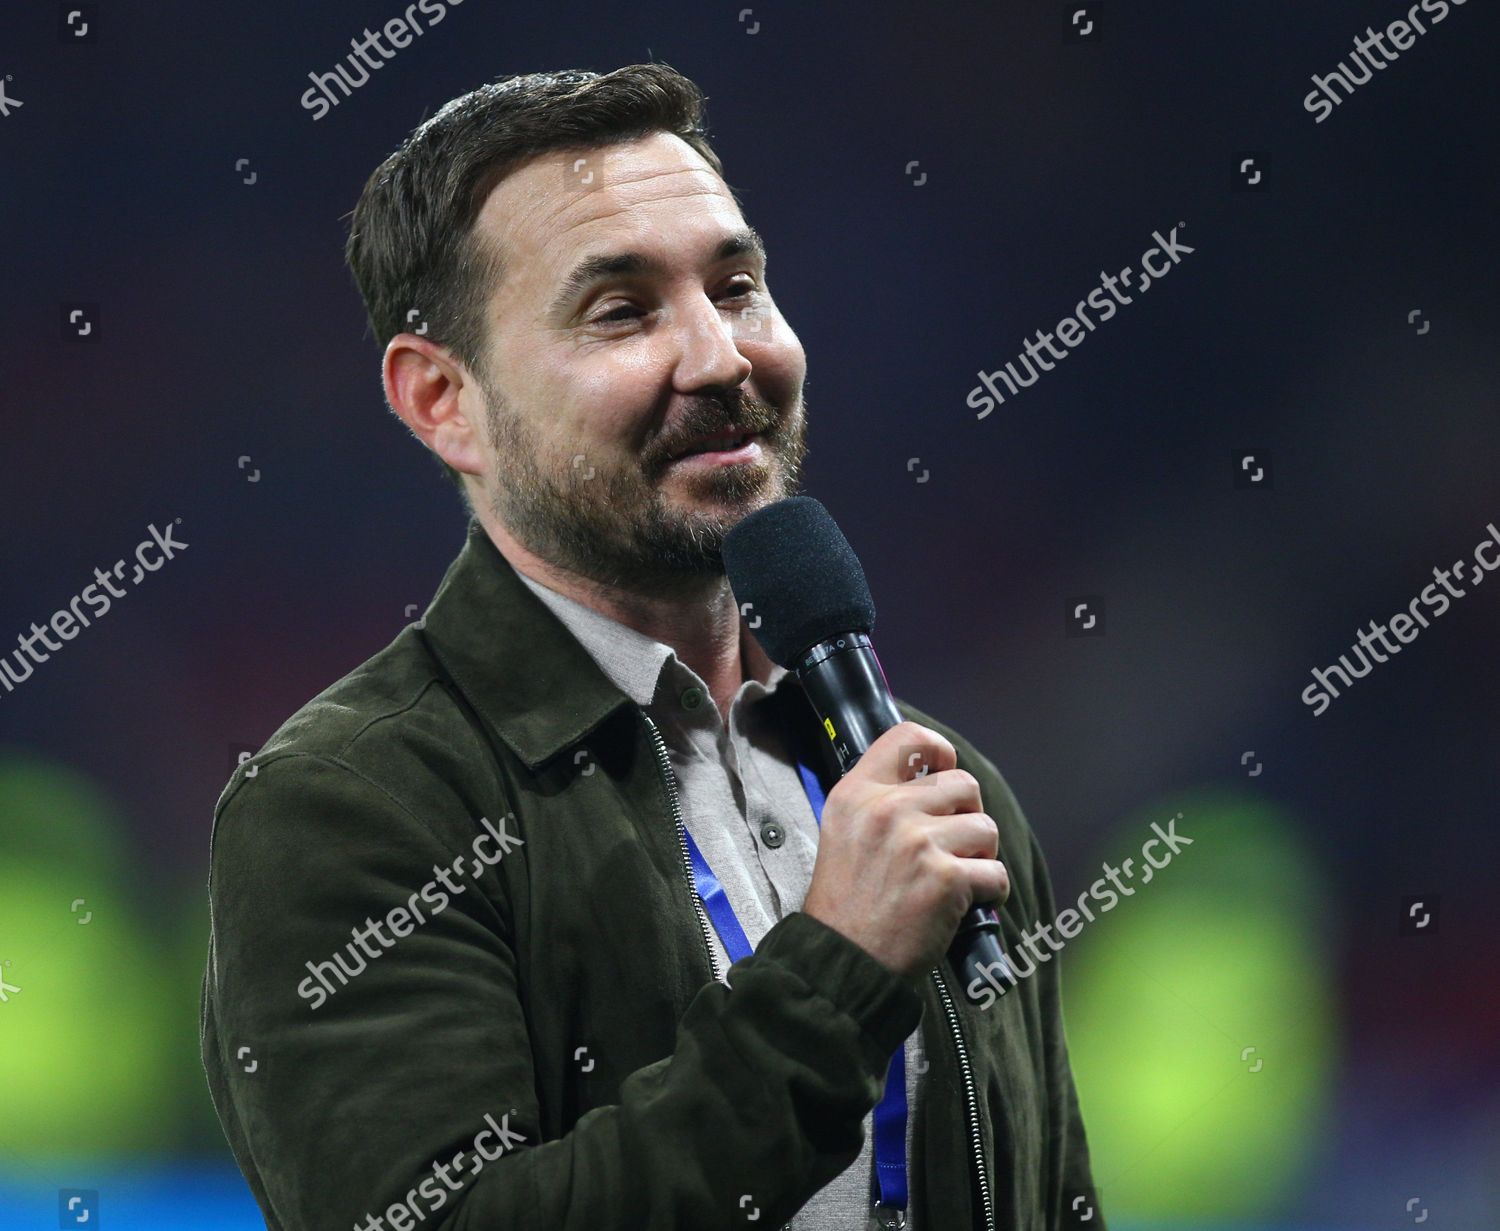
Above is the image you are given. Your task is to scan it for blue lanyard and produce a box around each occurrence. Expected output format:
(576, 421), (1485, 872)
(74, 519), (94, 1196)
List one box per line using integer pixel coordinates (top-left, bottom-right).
(680, 754), (910, 1215)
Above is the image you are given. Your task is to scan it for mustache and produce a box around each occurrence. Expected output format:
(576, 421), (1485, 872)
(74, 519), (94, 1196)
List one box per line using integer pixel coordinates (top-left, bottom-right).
(647, 392), (785, 465)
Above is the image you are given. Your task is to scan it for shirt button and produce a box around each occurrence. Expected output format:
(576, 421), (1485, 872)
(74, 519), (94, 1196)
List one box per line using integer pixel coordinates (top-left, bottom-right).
(680, 686), (704, 710)
(759, 821), (785, 849)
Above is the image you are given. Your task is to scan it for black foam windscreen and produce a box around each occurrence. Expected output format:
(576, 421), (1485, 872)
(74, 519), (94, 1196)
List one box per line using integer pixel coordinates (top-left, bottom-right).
(721, 496), (877, 667)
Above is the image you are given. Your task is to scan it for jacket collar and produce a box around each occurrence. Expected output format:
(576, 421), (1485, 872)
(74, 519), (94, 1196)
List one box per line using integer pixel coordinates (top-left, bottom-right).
(417, 517), (803, 773)
(511, 568), (679, 709)
(419, 518), (637, 771)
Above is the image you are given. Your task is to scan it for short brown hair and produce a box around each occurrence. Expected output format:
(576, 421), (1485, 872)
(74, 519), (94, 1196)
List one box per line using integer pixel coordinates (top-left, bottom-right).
(344, 63), (729, 505)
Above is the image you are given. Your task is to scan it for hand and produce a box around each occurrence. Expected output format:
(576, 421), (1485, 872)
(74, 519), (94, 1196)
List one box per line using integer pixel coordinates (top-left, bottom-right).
(801, 722), (1008, 981)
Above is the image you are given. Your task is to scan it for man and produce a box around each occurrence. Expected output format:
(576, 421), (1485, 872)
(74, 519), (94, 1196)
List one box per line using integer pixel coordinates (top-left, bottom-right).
(201, 64), (1103, 1230)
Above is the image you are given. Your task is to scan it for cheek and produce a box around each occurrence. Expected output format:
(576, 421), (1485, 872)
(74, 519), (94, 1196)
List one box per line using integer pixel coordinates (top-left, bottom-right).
(747, 328), (806, 397)
(563, 349), (663, 448)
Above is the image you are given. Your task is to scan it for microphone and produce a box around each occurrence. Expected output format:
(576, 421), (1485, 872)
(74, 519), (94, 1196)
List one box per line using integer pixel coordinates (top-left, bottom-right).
(722, 495), (1012, 1003)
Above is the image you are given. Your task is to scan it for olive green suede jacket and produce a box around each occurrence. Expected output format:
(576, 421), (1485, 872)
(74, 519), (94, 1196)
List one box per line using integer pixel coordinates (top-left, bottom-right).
(201, 517), (1103, 1231)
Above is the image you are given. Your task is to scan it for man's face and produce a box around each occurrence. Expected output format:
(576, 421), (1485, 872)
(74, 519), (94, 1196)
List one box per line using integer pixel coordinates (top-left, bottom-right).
(466, 131), (809, 591)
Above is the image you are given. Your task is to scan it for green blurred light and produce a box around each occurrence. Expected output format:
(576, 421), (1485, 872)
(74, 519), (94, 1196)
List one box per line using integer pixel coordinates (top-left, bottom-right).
(0, 754), (175, 1159)
(1061, 789), (1337, 1221)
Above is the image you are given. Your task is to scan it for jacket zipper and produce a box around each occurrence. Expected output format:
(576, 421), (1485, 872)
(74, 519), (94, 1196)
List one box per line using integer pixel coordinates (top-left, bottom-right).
(643, 711), (791, 1231)
(642, 711), (724, 985)
(645, 709), (991, 1231)
(931, 966), (995, 1231)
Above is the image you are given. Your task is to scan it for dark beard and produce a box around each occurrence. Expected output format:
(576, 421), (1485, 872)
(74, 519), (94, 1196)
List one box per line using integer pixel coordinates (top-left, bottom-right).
(481, 380), (808, 597)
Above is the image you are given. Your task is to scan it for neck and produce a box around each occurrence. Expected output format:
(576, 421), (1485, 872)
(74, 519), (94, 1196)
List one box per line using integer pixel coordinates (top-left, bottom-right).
(477, 510), (775, 721)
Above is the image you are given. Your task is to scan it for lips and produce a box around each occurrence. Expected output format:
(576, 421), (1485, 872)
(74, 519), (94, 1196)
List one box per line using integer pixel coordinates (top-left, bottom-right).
(668, 430), (757, 460)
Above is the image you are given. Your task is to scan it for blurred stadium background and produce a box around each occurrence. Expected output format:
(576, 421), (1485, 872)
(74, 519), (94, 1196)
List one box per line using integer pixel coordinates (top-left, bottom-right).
(2, 1), (1496, 1226)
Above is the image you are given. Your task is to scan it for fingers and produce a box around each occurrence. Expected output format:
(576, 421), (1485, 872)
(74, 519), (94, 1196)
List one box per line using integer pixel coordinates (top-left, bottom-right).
(898, 766), (984, 816)
(926, 812), (1009, 907)
(865, 722), (957, 785)
(966, 855), (1011, 908)
(924, 811), (1000, 861)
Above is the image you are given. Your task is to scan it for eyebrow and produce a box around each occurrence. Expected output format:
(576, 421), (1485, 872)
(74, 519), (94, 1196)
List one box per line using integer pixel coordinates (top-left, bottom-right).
(547, 227), (767, 319)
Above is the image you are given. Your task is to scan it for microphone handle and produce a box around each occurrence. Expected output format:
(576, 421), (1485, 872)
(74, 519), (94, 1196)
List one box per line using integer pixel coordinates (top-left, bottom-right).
(792, 633), (1013, 1004)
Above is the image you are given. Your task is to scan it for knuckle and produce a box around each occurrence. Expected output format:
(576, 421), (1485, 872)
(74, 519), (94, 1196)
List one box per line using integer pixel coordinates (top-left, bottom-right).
(901, 721), (949, 753)
(979, 813), (1001, 855)
(935, 855), (968, 896)
(870, 790), (904, 827)
(900, 822), (934, 861)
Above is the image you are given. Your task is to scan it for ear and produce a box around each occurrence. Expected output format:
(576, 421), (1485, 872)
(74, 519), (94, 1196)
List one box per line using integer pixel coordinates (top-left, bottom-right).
(383, 333), (488, 478)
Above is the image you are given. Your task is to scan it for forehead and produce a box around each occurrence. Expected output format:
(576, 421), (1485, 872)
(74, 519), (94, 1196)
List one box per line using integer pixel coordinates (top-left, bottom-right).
(474, 132), (748, 308)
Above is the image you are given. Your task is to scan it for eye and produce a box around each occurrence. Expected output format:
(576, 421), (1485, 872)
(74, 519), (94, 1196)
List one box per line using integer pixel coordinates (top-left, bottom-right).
(586, 280), (761, 327)
(719, 277), (759, 301)
(594, 304), (644, 324)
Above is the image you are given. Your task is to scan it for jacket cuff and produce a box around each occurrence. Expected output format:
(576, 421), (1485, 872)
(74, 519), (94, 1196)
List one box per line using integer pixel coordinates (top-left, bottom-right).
(749, 910), (924, 1058)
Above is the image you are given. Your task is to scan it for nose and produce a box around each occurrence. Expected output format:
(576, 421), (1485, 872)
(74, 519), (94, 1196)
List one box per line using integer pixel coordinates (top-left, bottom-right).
(671, 294), (754, 394)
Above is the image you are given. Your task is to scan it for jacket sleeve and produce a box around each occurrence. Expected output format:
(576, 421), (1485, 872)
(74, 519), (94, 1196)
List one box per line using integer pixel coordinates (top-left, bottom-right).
(203, 751), (922, 1231)
(1019, 812), (1108, 1231)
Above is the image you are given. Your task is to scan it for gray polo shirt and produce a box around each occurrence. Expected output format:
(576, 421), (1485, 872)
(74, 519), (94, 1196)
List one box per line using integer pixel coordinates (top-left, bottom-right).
(516, 569), (926, 1231)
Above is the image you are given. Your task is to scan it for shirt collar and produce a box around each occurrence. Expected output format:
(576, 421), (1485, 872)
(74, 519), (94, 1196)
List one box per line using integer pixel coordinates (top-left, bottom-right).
(514, 563), (790, 711)
(418, 518), (789, 770)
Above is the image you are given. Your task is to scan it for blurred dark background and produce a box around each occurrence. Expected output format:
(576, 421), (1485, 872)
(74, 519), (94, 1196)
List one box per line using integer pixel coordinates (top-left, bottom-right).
(2, 2), (1496, 1227)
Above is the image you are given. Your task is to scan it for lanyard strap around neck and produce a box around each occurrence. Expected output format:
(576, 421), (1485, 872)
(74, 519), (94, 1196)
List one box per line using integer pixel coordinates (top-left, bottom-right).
(680, 752), (909, 1216)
